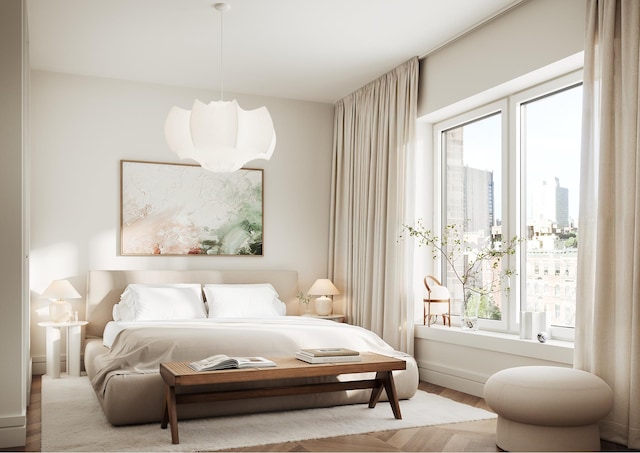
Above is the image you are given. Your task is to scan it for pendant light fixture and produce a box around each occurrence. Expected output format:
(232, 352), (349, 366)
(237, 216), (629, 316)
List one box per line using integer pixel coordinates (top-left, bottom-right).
(164, 2), (276, 172)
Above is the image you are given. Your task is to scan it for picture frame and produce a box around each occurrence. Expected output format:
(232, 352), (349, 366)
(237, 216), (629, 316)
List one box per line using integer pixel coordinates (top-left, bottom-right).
(120, 160), (263, 256)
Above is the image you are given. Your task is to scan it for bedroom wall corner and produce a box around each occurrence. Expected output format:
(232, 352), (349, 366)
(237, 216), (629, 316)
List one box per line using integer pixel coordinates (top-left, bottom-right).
(28, 72), (335, 372)
(0, 0), (28, 448)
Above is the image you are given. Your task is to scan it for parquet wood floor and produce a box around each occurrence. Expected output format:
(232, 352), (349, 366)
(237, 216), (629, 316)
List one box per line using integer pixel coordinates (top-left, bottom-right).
(2, 375), (634, 452)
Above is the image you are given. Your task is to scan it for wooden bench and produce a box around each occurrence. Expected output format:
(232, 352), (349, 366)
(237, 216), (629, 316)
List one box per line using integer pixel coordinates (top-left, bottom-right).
(160, 352), (407, 444)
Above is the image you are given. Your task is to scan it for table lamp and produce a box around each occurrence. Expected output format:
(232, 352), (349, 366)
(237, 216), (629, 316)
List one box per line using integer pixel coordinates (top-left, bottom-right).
(307, 278), (340, 316)
(42, 279), (81, 322)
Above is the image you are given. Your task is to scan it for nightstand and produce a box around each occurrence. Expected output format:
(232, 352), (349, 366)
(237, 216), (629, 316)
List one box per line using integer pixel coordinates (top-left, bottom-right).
(303, 314), (345, 323)
(38, 321), (88, 378)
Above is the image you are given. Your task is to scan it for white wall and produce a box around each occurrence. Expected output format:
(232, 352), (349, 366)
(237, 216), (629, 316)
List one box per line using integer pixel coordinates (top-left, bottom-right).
(418, 0), (587, 118)
(29, 71), (334, 371)
(413, 0), (587, 396)
(0, 0), (28, 448)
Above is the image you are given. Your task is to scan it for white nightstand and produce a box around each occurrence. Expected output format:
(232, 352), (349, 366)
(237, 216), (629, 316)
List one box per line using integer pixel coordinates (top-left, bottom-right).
(38, 321), (88, 378)
(303, 314), (345, 323)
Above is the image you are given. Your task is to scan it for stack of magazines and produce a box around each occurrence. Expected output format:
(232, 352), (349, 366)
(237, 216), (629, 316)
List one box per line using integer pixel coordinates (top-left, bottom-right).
(295, 348), (362, 363)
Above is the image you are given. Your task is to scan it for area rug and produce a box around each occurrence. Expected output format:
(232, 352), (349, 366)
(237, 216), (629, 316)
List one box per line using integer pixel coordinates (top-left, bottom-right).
(41, 375), (496, 452)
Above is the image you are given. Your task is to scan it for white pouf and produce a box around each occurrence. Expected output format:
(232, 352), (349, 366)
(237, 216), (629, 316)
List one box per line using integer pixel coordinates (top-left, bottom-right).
(484, 366), (614, 452)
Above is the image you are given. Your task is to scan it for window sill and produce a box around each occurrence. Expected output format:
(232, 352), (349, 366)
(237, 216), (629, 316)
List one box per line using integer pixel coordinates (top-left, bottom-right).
(414, 323), (574, 365)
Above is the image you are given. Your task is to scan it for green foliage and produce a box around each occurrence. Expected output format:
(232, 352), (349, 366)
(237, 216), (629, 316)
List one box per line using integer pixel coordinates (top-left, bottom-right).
(297, 291), (311, 305)
(198, 174), (263, 255)
(402, 220), (523, 316)
(466, 292), (502, 320)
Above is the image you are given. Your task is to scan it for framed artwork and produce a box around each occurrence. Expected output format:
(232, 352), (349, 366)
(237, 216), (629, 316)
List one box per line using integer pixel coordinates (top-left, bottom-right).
(120, 160), (263, 256)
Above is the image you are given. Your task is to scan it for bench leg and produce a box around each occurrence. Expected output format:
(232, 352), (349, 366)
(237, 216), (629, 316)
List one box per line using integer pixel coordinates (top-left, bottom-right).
(369, 373), (385, 408)
(161, 385), (169, 429)
(368, 371), (402, 419)
(160, 384), (180, 444)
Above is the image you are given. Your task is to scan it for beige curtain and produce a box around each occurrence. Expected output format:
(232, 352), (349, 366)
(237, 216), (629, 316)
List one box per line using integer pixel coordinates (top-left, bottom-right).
(329, 57), (418, 352)
(575, 0), (640, 448)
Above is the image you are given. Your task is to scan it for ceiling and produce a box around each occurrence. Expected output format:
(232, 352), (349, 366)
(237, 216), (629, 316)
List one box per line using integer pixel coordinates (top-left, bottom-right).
(27, 0), (523, 104)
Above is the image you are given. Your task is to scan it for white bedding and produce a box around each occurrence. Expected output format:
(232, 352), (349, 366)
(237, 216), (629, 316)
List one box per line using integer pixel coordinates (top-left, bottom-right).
(102, 315), (409, 352)
(92, 316), (418, 398)
(88, 314), (419, 425)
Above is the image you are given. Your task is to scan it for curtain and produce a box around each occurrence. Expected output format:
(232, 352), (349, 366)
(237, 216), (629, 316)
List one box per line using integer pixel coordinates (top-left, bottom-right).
(329, 57), (418, 352)
(575, 0), (640, 448)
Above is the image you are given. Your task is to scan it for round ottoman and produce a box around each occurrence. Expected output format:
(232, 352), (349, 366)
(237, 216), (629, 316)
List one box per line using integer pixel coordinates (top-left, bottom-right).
(484, 366), (613, 452)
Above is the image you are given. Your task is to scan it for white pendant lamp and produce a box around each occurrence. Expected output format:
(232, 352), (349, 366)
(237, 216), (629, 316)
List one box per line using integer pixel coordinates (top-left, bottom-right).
(164, 3), (276, 172)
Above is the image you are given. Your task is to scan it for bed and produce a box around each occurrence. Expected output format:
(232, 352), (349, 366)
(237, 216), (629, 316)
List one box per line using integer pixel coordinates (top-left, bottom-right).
(84, 269), (419, 426)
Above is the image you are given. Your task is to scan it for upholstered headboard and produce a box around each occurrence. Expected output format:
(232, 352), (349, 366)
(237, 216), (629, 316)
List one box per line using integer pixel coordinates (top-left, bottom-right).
(85, 269), (299, 338)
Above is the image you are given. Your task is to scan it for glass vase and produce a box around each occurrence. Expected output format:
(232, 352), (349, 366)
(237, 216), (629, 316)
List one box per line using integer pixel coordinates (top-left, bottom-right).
(461, 289), (480, 331)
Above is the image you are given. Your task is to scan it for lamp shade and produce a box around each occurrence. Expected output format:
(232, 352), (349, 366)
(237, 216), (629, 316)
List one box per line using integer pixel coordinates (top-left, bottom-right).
(164, 99), (276, 172)
(42, 279), (81, 323)
(307, 279), (340, 297)
(41, 279), (81, 300)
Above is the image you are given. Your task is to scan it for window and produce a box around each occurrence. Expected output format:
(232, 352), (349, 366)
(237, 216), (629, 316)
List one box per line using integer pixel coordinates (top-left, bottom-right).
(434, 71), (582, 339)
(519, 82), (582, 335)
(441, 112), (504, 323)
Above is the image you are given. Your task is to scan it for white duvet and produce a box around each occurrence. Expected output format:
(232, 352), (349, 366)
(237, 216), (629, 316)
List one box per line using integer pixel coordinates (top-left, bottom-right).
(92, 315), (418, 398)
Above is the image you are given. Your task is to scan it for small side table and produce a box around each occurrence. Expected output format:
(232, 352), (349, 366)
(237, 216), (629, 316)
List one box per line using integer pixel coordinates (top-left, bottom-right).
(38, 321), (88, 378)
(302, 314), (345, 323)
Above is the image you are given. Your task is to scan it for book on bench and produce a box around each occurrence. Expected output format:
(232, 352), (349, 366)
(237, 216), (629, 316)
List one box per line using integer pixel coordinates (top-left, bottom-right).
(189, 354), (276, 371)
(295, 348), (362, 364)
(298, 348), (359, 357)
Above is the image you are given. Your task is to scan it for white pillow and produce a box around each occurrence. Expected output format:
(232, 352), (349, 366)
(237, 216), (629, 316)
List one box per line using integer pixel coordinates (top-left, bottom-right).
(111, 302), (137, 322)
(118, 283), (206, 321)
(427, 285), (450, 301)
(203, 283), (285, 318)
(112, 303), (121, 321)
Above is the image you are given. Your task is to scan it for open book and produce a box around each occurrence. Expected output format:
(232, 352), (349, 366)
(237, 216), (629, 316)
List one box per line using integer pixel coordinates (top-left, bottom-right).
(189, 354), (276, 371)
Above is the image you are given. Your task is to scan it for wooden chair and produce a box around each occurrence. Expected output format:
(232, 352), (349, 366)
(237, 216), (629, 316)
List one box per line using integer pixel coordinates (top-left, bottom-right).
(423, 275), (451, 326)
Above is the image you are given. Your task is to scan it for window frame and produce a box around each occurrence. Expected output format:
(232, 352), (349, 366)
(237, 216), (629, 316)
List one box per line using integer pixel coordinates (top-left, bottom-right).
(435, 100), (510, 332)
(511, 70), (582, 341)
(432, 70), (582, 340)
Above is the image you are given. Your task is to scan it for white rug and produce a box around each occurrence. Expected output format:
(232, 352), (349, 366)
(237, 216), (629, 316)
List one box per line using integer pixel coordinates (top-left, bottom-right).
(41, 375), (496, 452)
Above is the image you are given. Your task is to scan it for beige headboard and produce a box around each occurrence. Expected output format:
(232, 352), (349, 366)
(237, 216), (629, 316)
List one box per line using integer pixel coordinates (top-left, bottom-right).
(85, 269), (299, 338)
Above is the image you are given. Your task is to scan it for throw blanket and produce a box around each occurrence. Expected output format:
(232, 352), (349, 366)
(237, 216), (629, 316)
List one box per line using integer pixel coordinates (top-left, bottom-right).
(91, 316), (418, 397)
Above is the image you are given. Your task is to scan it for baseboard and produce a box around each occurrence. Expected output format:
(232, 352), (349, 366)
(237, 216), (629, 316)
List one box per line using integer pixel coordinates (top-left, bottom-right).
(419, 367), (485, 397)
(31, 354), (47, 375)
(0, 418), (26, 449)
(31, 354), (86, 376)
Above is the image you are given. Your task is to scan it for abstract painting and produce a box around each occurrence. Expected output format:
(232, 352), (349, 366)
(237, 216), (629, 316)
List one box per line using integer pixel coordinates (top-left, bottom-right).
(121, 160), (263, 256)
